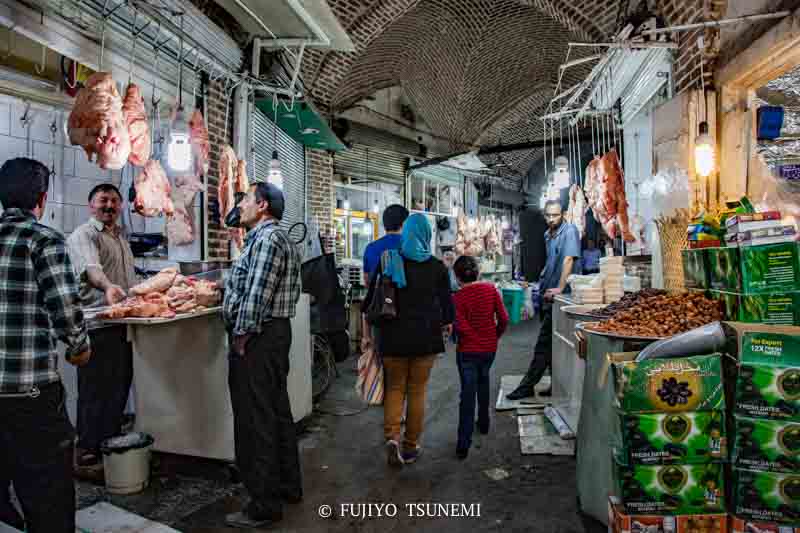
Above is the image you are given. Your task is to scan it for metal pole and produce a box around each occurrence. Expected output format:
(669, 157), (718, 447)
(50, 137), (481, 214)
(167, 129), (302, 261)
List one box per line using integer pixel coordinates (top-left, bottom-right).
(559, 54), (603, 71)
(639, 11), (790, 35)
(577, 123), (582, 186)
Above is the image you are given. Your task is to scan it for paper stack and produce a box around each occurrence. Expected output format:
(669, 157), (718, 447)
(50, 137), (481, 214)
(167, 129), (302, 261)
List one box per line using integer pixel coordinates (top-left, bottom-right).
(600, 256), (625, 303)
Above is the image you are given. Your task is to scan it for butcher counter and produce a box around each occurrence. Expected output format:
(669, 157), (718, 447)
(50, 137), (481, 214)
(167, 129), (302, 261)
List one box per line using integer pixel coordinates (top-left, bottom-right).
(58, 294), (312, 462)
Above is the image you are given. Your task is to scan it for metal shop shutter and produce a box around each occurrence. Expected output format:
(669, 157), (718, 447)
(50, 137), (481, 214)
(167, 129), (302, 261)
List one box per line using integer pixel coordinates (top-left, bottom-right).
(251, 108), (306, 231)
(334, 144), (408, 185)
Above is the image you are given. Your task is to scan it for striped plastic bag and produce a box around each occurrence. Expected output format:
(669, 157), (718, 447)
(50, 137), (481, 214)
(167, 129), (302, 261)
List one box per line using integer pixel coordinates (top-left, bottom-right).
(356, 343), (384, 405)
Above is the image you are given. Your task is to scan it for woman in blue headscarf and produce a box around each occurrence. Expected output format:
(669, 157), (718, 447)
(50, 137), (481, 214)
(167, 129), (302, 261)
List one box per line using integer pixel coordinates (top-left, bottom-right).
(364, 213), (455, 467)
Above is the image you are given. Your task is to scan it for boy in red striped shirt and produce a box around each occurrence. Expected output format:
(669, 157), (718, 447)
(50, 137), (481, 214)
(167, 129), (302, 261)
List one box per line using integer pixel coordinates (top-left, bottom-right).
(452, 256), (509, 459)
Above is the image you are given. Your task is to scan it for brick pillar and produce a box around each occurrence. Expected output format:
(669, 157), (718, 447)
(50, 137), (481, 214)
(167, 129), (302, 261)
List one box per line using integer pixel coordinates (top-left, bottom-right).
(306, 148), (334, 234)
(205, 80), (232, 260)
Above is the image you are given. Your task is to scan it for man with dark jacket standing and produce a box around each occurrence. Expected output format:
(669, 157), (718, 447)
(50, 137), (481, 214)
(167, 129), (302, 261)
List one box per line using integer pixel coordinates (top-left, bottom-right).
(0, 158), (91, 532)
(223, 182), (302, 529)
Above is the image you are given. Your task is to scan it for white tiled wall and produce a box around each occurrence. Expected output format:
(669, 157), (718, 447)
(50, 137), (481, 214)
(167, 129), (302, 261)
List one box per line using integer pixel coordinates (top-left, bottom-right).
(0, 94), (202, 264)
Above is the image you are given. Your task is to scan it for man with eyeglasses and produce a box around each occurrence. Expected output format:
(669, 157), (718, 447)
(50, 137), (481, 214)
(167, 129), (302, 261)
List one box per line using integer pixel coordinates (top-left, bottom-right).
(507, 199), (580, 400)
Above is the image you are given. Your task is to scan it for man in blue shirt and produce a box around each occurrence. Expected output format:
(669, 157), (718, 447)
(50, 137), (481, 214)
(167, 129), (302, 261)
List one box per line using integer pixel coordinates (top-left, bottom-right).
(507, 200), (580, 400)
(362, 204), (409, 285)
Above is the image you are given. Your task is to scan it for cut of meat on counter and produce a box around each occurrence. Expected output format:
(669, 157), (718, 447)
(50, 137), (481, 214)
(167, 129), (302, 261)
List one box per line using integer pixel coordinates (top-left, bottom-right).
(68, 72), (131, 170)
(97, 268), (221, 320)
(189, 110), (210, 176)
(130, 267), (178, 295)
(134, 160), (175, 217)
(121, 83), (150, 166)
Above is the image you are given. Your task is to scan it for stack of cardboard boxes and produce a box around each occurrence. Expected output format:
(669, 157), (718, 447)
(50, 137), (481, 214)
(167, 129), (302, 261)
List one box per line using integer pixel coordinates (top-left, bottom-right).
(682, 214), (800, 326)
(731, 329), (800, 529)
(609, 354), (729, 532)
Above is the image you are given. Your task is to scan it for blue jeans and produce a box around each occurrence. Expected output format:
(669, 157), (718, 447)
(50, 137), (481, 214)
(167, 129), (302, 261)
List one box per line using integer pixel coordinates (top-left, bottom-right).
(456, 352), (496, 450)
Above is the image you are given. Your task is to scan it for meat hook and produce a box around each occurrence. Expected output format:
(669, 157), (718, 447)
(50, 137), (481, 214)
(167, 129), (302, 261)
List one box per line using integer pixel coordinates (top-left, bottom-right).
(150, 21), (163, 108)
(1, 26), (14, 60)
(127, 6), (139, 84)
(34, 43), (46, 75)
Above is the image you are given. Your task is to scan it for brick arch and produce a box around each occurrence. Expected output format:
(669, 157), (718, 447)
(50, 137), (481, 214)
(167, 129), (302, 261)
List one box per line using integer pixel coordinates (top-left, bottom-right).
(301, 0), (423, 109)
(329, 0), (591, 150)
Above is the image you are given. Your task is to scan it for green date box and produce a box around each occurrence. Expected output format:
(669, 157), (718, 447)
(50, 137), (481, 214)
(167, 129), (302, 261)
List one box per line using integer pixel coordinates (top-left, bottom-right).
(733, 416), (800, 473)
(683, 249), (711, 290)
(708, 246), (742, 291)
(740, 242), (800, 294)
(614, 462), (726, 515)
(613, 410), (727, 466)
(732, 468), (800, 524)
(736, 332), (800, 421)
(711, 290), (800, 325)
(612, 354), (725, 414)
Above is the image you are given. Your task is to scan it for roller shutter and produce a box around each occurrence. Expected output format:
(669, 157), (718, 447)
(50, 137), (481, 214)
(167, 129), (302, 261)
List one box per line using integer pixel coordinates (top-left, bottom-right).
(333, 143), (408, 186)
(250, 107), (306, 231)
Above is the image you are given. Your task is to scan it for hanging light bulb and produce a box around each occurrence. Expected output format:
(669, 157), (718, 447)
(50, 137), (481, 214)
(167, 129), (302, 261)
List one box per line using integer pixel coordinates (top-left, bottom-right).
(166, 14), (192, 174)
(552, 154), (570, 188)
(539, 194), (547, 209)
(452, 200), (459, 217)
(695, 121), (715, 178)
(501, 215), (510, 230)
(166, 106), (192, 173)
(343, 194), (350, 211)
(268, 150), (284, 189)
(372, 198), (380, 214)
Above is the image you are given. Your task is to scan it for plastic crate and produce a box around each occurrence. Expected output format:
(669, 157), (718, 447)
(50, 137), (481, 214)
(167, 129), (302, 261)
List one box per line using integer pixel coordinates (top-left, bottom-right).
(502, 288), (525, 325)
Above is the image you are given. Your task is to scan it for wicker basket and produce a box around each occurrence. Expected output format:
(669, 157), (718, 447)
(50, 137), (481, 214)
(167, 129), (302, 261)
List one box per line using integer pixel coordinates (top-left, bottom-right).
(655, 209), (690, 291)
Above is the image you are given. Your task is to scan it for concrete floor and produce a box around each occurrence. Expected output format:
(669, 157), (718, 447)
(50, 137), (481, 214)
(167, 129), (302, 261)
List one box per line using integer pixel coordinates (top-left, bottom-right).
(157, 320), (602, 533)
(71, 320), (603, 532)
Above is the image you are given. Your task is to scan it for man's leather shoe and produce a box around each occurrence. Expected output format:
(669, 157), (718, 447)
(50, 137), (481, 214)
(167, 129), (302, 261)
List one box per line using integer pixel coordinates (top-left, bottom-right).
(506, 387), (535, 401)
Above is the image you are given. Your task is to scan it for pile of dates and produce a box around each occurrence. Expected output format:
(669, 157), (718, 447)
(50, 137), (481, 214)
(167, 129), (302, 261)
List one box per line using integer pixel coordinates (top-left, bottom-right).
(594, 288), (668, 318)
(590, 292), (723, 338)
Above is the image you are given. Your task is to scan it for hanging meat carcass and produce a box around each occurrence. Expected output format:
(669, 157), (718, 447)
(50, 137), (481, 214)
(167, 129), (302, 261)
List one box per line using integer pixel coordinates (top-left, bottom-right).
(230, 159), (249, 249)
(173, 174), (204, 208)
(218, 145), (237, 224)
(585, 155), (618, 239)
(565, 184), (588, 238)
(121, 83), (151, 166)
(166, 205), (195, 246)
(189, 109), (210, 175)
(133, 160), (175, 217)
(601, 148), (636, 243)
(68, 72), (131, 169)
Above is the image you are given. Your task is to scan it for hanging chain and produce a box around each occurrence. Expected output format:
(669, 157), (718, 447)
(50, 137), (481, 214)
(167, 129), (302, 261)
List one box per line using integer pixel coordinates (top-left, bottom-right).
(49, 113), (57, 178)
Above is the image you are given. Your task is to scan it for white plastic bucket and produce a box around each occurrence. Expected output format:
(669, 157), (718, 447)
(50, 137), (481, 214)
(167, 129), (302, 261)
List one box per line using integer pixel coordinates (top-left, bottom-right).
(100, 433), (154, 495)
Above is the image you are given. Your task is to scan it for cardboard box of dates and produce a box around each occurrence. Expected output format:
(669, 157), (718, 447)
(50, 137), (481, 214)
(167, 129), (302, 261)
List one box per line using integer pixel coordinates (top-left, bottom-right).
(613, 410), (727, 466)
(734, 331), (800, 421)
(612, 354), (726, 414)
(733, 417), (800, 473)
(732, 468), (800, 524)
(613, 462), (726, 515)
(731, 516), (800, 533)
(608, 497), (728, 533)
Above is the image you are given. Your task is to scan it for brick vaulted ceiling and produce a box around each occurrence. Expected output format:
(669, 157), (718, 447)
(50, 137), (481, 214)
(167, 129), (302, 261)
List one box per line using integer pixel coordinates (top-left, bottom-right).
(300, 0), (714, 183)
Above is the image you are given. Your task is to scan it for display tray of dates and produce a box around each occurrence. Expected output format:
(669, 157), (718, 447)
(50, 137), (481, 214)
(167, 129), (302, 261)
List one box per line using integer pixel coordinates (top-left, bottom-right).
(577, 321), (665, 341)
(592, 288), (669, 319)
(581, 292), (723, 340)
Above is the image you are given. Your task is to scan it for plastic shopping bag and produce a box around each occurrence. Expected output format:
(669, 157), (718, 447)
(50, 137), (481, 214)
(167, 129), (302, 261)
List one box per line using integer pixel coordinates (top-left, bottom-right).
(356, 343), (384, 405)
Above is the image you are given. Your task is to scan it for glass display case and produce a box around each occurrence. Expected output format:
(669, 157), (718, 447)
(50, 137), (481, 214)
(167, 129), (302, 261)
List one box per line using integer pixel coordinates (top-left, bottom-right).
(334, 209), (379, 263)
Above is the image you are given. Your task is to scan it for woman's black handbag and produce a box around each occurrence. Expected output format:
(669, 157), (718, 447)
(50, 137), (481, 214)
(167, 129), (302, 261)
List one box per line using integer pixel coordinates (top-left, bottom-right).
(366, 252), (398, 325)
